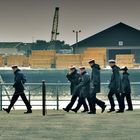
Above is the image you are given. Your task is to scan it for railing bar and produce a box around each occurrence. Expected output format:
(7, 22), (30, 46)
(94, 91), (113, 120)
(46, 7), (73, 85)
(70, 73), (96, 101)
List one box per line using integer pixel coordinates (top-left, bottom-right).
(1, 82), (140, 86)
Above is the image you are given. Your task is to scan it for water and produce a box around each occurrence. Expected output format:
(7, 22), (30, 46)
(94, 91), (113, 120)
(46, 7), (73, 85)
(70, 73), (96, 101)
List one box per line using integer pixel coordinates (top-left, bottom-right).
(1, 69), (140, 82)
(0, 69), (140, 99)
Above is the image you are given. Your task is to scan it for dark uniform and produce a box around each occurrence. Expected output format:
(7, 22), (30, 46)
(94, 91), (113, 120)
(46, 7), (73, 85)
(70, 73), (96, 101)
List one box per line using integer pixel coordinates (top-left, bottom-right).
(3, 69), (32, 113)
(121, 69), (133, 111)
(63, 69), (88, 112)
(108, 65), (123, 112)
(89, 63), (106, 114)
(71, 70), (90, 112)
(66, 69), (80, 95)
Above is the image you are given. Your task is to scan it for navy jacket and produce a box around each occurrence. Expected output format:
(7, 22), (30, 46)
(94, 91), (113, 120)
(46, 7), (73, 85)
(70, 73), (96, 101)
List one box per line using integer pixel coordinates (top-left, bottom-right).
(74, 71), (90, 98)
(122, 72), (131, 93)
(13, 69), (27, 92)
(109, 65), (122, 93)
(90, 63), (101, 93)
(66, 70), (80, 95)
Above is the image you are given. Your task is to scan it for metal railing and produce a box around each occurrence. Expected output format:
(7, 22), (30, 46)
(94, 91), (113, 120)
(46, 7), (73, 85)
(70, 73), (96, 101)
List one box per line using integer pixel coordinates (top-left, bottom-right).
(0, 82), (140, 111)
(0, 82), (70, 111)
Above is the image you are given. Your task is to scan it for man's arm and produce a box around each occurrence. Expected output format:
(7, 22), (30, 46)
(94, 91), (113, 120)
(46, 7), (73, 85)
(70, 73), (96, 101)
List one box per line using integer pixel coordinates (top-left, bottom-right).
(66, 73), (80, 84)
(74, 74), (90, 92)
(13, 73), (23, 87)
(92, 69), (99, 87)
(114, 69), (121, 91)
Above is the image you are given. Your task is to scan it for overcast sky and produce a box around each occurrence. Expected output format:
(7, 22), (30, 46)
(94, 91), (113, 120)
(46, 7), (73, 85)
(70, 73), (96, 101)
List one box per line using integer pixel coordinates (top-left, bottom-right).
(0, 0), (140, 45)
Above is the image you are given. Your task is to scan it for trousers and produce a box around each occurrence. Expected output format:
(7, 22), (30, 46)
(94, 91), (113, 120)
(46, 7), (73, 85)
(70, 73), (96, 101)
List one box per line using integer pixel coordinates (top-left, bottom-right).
(8, 91), (32, 111)
(108, 90), (123, 110)
(121, 92), (133, 110)
(88, 90), (105, 113)
(66, 94), (88, 111)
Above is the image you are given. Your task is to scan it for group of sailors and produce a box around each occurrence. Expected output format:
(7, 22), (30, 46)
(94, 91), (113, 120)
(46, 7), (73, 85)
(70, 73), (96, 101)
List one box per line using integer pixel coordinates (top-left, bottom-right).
(63, 59), (133, 114)
(2, 60), (133, 115)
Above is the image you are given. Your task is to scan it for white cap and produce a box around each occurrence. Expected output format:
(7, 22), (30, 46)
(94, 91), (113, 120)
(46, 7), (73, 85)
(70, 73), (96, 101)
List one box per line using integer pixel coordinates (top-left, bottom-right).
(120, 66), (128, 71)
(108, 59), (116, 63)
(69, 65), (76, 69)
(88, 59), (95, 63)
(11, 65), (18, 69)
(79, 66), (86, 69)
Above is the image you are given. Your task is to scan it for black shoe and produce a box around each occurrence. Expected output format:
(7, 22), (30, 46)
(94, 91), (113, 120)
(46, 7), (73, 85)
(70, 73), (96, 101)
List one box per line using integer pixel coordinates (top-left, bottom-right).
(88, 111), (96, 114)
(24, 110), (32, 114)
(126, 109), (133, 111)
(81, 110), (89, 113)
(3, 108), (10, 114)
(116, 110), (124, 113)
(107, 109), (115, 113)
(71, 109), (77, 113)
(101, 105), (107, 113)
(63, 108), (69, 112)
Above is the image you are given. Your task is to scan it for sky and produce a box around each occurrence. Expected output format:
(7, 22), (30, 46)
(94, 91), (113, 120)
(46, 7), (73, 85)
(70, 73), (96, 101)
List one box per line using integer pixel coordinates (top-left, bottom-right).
(0, 0), (140, 45)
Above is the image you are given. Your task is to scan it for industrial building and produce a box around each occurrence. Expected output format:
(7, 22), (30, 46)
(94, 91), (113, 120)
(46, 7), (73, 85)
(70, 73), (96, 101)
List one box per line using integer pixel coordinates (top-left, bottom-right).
(72, 22), (140, 64)
(0, 22), (140, 69)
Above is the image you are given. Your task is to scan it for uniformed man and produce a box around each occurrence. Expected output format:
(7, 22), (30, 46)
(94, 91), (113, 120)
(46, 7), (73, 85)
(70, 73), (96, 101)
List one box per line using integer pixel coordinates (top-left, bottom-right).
(63, 66), (89, 112)
(88, 59), (106, 114)
(108, 60), (123, 113)
(120, 66), (133, 111)
(3, 65), (32, 114)
(71, 66), (90, 113)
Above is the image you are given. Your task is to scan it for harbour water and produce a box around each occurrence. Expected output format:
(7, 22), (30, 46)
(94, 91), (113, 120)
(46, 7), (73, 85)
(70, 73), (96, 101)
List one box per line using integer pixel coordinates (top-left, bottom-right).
(0, 69), (140, 98)
(1, 69), (140, 110)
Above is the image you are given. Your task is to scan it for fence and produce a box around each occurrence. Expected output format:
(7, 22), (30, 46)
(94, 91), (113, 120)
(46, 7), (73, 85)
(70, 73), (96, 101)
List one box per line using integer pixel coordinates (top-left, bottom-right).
(0, 82), (140, 111)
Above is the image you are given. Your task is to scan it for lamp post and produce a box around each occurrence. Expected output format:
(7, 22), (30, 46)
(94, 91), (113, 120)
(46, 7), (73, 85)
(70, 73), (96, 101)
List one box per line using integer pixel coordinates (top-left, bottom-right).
(72, 30), (81, 54)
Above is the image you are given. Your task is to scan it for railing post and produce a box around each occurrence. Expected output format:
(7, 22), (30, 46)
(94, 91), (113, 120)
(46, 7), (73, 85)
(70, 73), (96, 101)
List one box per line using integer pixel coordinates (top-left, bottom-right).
(28, 86), (31, 104)
(0, 84), (2, 111)
(56, 85), (59, 110)
(42, 80), (46, 116)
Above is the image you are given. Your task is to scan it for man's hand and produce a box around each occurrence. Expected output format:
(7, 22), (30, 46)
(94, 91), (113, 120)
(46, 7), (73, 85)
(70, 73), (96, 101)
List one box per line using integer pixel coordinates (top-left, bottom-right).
(90, 86), (94, 94)
(68, 70), (73, 75)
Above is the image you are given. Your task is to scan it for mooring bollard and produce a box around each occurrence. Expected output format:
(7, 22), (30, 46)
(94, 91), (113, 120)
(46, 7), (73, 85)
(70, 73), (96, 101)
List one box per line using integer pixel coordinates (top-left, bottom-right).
(42, 80), (46, 116)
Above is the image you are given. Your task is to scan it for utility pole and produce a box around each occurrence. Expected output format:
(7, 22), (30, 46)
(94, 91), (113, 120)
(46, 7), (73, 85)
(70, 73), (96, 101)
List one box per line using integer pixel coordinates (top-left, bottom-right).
(72, 30), (81, 54)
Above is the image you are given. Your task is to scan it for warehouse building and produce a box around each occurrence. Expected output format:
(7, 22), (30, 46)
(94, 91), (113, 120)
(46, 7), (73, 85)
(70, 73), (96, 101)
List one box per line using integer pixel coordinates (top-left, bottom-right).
(0, 22), (140, 69)
(71, 22), (140, 64)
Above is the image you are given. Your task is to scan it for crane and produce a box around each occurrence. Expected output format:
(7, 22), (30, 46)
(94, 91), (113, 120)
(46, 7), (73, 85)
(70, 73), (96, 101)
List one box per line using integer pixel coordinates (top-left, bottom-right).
(51, 7), (59, 41)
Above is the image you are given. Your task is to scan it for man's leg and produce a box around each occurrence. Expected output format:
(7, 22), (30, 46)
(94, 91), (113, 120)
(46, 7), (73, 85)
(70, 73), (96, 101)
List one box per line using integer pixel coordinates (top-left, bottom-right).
(120, 93), (126, 111)
(88, 91), (96, 114)
(3, 92), (19, 113)
(96, 98), (105, 108)
(96, 98), (106, 113)
(71, 97), (85, 113)
(108, 90), (115, 112)
(20, 92), (32, 112)
(82, 99), (89, 112)
(126, 93), (133, 110)
(63, 95), (78, 112)
(115, 92), (124, 112)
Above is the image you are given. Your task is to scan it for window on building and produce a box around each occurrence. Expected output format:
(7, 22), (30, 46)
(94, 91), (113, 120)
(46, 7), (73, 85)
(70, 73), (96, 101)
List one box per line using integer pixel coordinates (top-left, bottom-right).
(118, 41), (123, 46)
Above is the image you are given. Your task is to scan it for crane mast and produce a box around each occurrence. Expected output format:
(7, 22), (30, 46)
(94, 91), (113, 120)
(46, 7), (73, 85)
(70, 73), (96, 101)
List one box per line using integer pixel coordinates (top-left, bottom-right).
(51, 7), (59, 41)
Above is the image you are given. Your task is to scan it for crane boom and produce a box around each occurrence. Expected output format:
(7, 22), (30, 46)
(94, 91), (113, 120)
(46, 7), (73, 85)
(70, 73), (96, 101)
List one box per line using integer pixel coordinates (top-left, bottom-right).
(51, 7), (59, 41)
